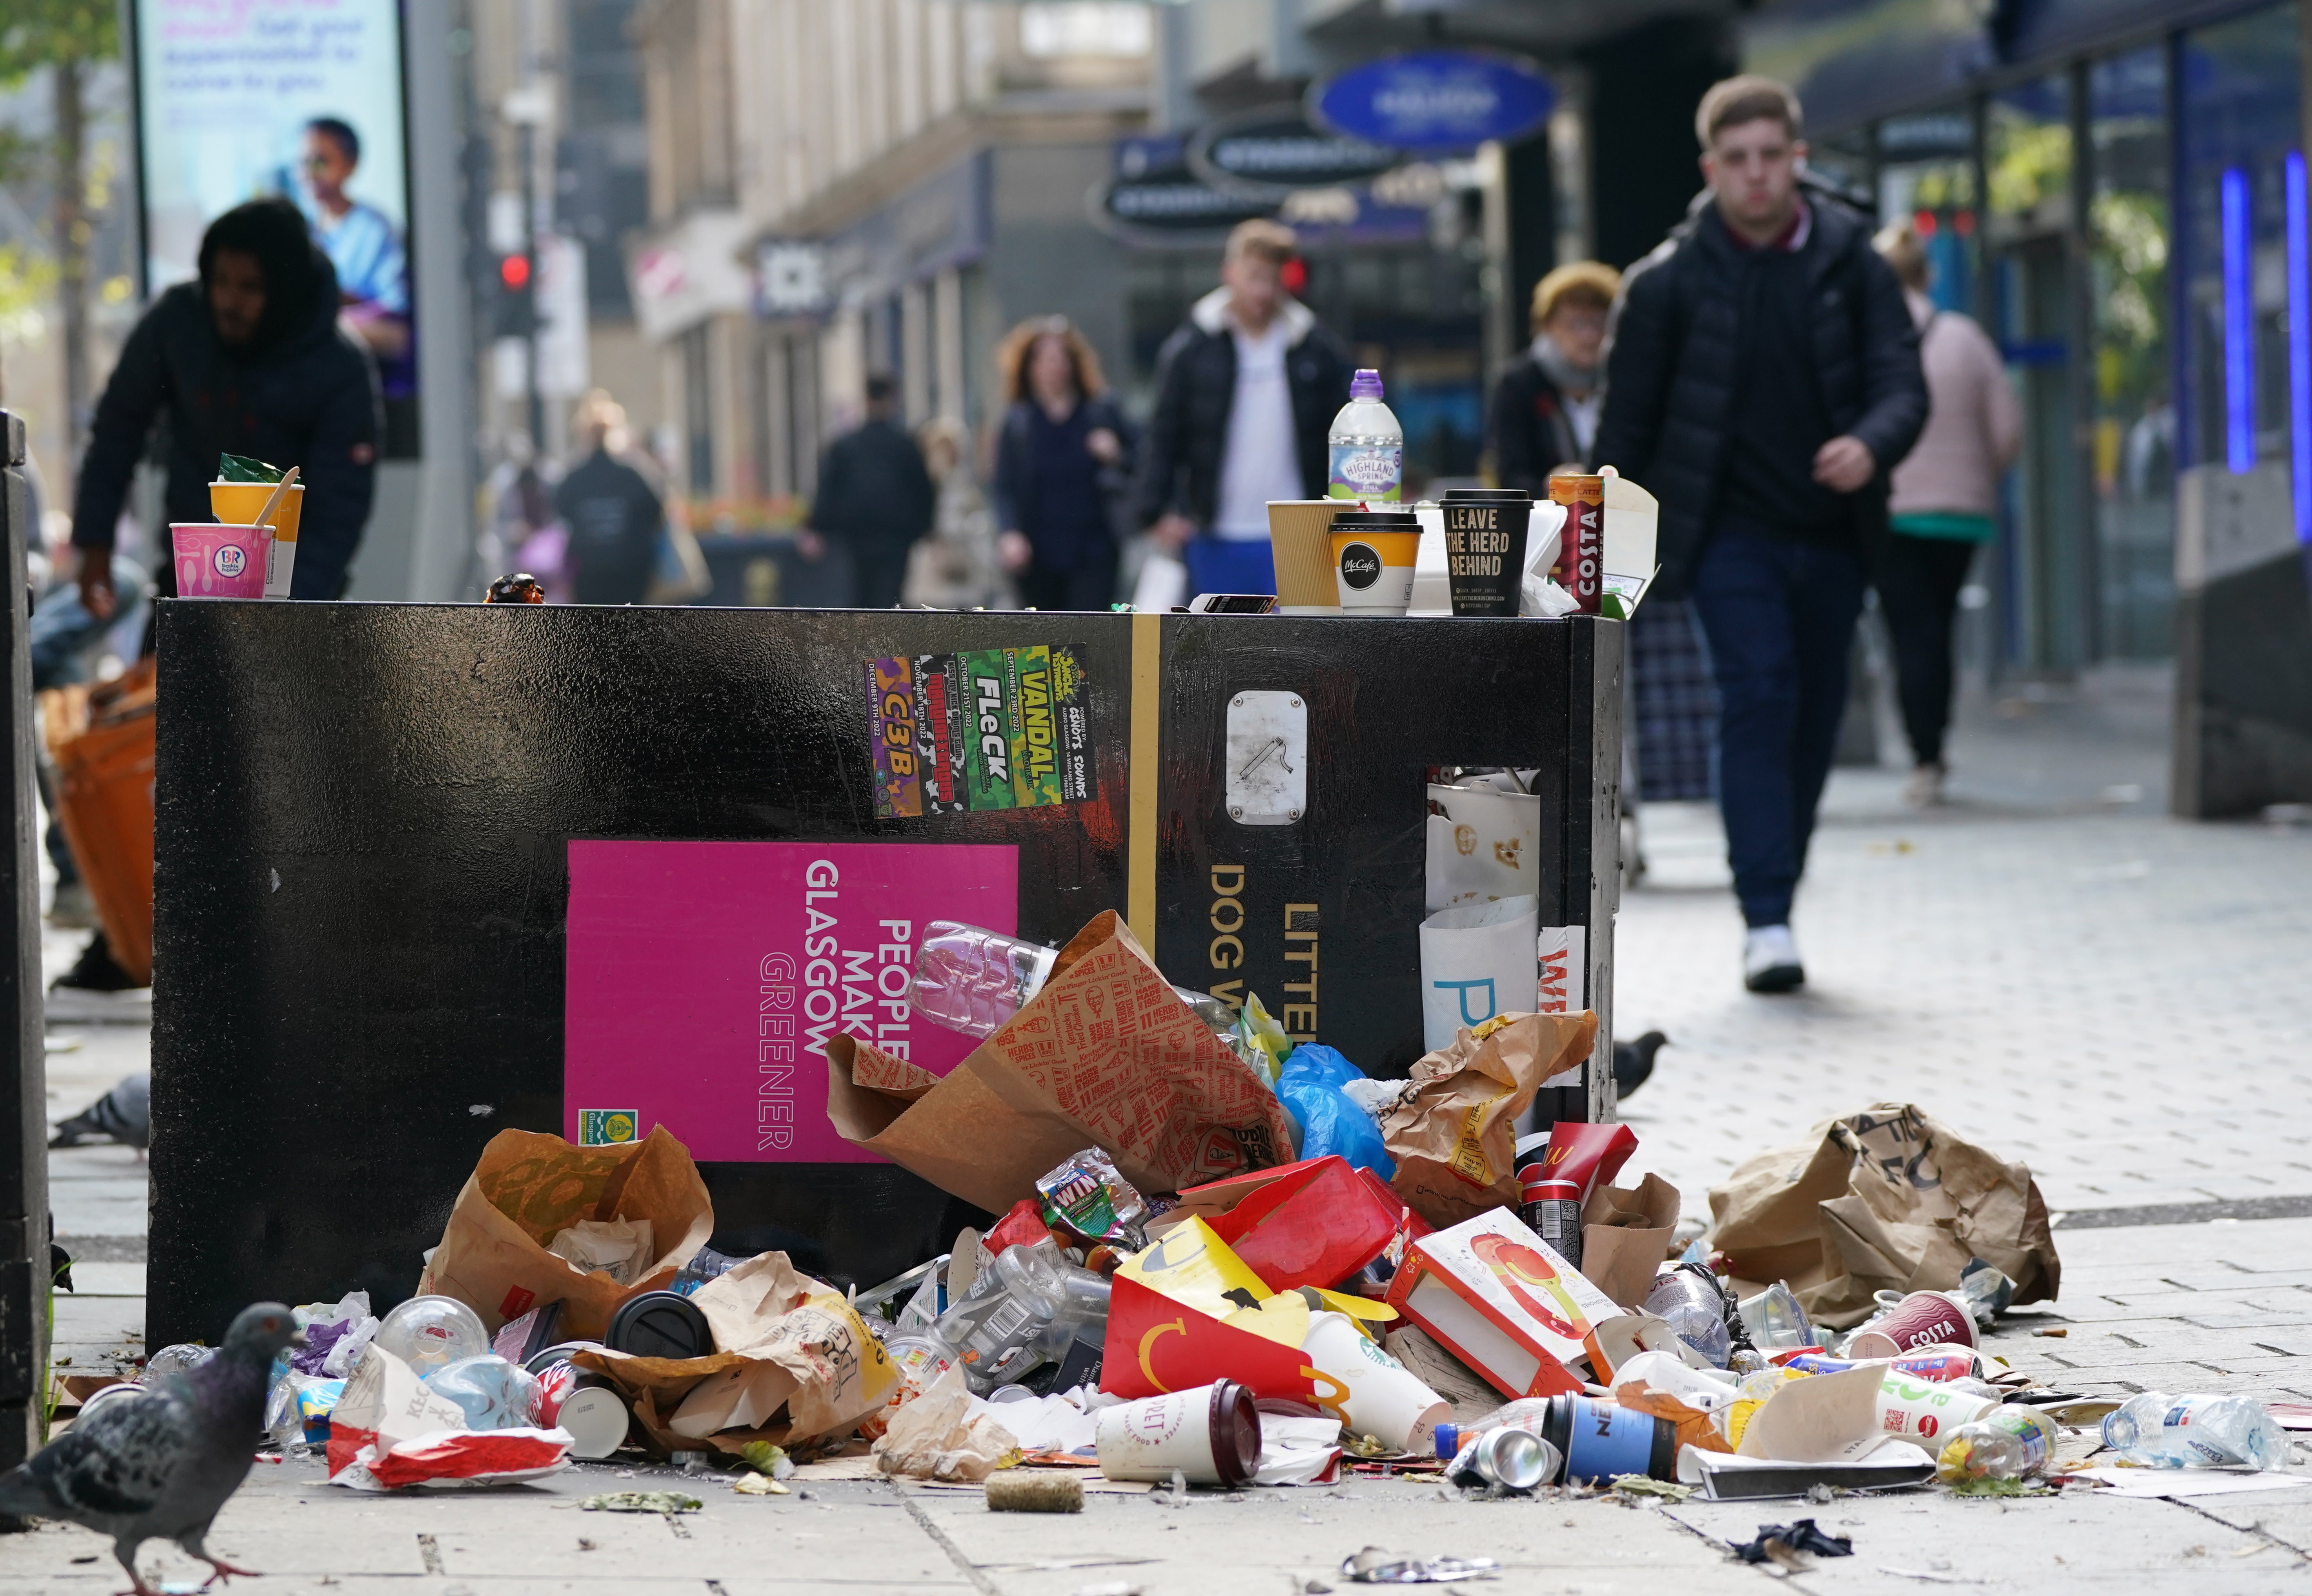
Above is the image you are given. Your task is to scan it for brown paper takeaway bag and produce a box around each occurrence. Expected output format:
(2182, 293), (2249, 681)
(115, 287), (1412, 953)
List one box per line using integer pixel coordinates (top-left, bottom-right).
(826, 912), (1300, 1214)
(417, 1125), (714, 1338)
(1708, 1103), (2060, 1330)
(1579, 1172), (1682, 1310)
(1380, 1011), (1598, 1230)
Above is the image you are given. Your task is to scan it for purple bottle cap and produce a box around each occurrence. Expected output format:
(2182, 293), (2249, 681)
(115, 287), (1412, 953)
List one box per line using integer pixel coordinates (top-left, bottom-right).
(1350, 368), (1384, 400)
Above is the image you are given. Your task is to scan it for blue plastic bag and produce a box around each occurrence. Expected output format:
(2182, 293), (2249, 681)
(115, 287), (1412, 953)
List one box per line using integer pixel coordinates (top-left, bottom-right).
(1276, 1044), (1394, 1180)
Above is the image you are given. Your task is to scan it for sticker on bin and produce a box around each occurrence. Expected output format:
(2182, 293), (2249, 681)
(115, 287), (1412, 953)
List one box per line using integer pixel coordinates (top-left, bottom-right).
(867, 646), (1096, 820)
(580, 1111), (639, 1146)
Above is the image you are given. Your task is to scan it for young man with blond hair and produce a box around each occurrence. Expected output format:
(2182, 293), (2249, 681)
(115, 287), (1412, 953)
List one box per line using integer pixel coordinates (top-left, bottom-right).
(1593, 75), (1926, 992)
(1136, 218), (1353, 597)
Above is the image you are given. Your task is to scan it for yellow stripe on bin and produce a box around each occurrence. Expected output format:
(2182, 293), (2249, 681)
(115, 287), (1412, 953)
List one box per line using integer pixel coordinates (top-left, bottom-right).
(1127, 611), (1162, 955)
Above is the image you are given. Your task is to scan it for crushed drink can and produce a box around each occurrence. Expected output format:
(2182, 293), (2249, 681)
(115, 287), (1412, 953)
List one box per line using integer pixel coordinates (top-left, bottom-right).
(1517, 1166), (1584, 1270)
(1447, 1424), (1558, 1492)
(1547, 474), (1605, 615)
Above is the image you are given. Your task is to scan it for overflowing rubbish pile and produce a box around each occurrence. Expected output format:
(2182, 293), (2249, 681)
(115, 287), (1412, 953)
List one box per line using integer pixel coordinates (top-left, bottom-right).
(109, 911), (2286, 1507)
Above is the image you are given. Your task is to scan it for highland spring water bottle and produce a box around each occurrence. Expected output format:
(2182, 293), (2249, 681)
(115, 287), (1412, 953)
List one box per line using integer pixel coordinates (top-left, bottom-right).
(1327, 369), (1402, 502)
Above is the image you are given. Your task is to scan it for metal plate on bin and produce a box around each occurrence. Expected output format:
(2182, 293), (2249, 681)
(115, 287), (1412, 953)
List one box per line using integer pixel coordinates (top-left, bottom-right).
(1225, 690), (1307, 825)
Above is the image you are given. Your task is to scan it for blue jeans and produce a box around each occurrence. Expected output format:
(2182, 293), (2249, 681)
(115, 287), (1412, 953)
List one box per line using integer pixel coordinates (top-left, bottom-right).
(1687, 528), (1866, 928)
(1183, 537), (1276, 601)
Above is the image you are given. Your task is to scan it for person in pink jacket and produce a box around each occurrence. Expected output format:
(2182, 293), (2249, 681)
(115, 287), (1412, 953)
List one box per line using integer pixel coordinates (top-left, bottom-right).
(1875, 225), (2021, 806)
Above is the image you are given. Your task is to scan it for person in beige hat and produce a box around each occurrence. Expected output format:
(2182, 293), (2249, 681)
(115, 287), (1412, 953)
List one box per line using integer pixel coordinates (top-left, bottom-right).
(1490, 261), (1622, 493)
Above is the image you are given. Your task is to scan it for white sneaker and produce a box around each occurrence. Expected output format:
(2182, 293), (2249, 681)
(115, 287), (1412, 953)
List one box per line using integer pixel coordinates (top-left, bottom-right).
(1743, 925), (1805, 993)
(1903, 762), (1948, 807)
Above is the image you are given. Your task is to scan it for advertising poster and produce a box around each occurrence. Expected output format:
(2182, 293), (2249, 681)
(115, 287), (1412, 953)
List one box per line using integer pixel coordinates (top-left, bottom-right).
(870, 645), (1095, 819)
(564, 840), (1019, 1163)
(133, 0), (417, 414)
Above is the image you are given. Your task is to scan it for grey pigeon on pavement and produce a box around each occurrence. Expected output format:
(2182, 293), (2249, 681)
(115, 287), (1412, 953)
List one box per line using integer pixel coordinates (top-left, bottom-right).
(0, 1301), (299, 1594)
(49, 1072), (151, 1150)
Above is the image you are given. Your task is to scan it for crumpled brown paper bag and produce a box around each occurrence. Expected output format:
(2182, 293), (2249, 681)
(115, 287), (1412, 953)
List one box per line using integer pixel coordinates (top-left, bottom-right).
(827, 912), (1299, 1213)
(1380, 1011), (1598, 1229)
(571, 1252), (898, 1458)
(1708, 1103), (2060, 1330)
(872, 1365), (1022, 1481)
(1579, 1173), (1682, 1309)
(416, 1126), (713, 1338)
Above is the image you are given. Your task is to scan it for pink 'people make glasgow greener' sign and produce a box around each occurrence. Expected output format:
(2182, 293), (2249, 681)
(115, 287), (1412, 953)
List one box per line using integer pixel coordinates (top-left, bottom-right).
(564, 840), (1020, 1162)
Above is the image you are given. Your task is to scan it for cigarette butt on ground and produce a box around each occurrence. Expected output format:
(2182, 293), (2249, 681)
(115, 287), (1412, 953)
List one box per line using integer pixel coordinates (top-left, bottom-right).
(986, 1472), (1085, 1513)
(2033, 1327), (2068, 1338)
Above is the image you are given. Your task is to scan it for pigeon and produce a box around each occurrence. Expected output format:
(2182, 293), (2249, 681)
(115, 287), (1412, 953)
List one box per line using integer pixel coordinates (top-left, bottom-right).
(1611, 1030), (1668, 1101)
(0, 1301), (300, 1594)
(49, 1073), (151, 1150)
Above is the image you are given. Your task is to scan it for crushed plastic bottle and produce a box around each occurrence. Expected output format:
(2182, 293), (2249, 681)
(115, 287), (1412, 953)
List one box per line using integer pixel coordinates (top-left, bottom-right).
(2102, 1392), (2285, 1470)
(144, 1343), (216, 1382)
(1954, 1260), (2016, 1328)
(912, 922), (1236, 1042)
(1935, 1406), (2059, 1484)
(1643, 1265), (1733, 1367)
(1431, 1397), (1555, 1459)
(930, 1236), (1075, 1391)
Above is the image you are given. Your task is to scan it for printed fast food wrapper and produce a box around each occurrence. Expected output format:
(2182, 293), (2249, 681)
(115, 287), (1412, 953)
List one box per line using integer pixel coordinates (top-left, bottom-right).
(827, 912), (1298, 1214)
(1101, 1218), (1323, 1405)
(1384, 1207), (1622, 1400)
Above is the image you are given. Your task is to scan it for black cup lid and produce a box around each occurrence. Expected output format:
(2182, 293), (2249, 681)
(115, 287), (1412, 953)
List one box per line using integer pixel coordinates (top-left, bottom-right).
(1330, 510), (1420, 530)
(605, 1291), (714, 1360)
(1440, 488), (1531, 503)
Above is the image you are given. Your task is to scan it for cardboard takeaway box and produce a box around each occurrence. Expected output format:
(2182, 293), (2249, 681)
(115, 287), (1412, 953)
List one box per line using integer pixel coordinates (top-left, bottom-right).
(1385, 1207), (1622, 1399)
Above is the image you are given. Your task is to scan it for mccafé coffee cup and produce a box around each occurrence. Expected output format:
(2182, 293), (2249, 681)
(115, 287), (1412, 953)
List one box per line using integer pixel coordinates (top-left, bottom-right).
(1328, 510), (1420, 615)
(1439, 488), (1530, 616)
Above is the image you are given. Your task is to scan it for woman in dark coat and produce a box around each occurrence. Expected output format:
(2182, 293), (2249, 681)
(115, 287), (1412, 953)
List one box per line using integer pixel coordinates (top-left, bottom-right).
(990, 317), (1133, 612)
(1488, 260), (1620, 495)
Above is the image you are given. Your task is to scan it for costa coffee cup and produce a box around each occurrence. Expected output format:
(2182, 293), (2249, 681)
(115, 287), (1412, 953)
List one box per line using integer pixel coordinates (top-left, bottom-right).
(170, 523), (270, 599)
(1094, 1380), (1259, 1486)
(1438, 489), (1529, 616)
(1328, 510), (1420, 615)
(1546, 475), (1605, 614)
(1845, 1290), (1976, 1360)
(1299, 1310), (1451, 1454)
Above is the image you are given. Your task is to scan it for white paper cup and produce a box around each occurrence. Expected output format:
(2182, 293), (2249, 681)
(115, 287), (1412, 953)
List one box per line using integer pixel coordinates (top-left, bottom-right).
(1094, 1380), (1259, 1485)
(1417, 893), (1540, 1052)
(1300, 1310), (1451, 1455)
(557, 1385), (631, 1458)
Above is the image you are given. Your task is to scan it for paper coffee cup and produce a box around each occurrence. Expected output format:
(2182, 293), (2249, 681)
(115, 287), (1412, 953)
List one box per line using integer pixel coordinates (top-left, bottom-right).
(557, 1385), (630, 1459)
(1267, 500), (1345, 613)
(1417, 893), (1540, 1052)
(1329, 511), (1420, 616)
(1439, 489), (1529, 617)
(1845, 1290), (1975, 1359)
(1094, 1380), (1259, 1486)
(170, 523), (271, 599)
(213, 480), (303, 600)
(1875, 1369), (1999, 1450)
(1300, 1310), (1451, 1455)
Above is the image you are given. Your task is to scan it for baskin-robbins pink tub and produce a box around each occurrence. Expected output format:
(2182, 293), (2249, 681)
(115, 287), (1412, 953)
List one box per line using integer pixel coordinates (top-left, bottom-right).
(170, 523), (271, 598)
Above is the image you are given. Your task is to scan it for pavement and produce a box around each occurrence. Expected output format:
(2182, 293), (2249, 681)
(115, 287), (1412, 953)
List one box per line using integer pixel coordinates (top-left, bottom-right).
(11, 663), (2312, 1594)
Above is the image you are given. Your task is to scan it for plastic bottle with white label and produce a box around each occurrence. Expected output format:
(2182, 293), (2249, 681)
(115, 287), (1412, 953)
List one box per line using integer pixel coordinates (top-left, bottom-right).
(1327, 370), (1402, 501)
(2103, 1392), (2284, 1470)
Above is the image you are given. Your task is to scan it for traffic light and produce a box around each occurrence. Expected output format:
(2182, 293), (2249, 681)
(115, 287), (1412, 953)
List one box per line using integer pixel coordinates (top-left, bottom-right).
(493, 253), (537, 338)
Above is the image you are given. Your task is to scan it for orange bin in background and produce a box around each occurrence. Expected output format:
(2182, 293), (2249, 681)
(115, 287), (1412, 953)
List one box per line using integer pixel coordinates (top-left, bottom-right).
(41, 659), (156, 987)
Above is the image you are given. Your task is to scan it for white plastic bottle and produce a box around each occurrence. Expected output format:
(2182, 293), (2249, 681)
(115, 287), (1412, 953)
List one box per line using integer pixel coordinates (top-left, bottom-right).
(2103, 1391), (2285, 1469)
(1328, 369), (1403, 502)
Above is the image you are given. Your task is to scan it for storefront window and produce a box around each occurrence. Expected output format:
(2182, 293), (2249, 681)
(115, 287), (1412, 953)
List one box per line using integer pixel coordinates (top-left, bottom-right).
(1986, 76), (2079, 672)
(2179, 4), (2302, 478)
(2088, 47), (2174, 659)
(1877, 109), (1978, 315)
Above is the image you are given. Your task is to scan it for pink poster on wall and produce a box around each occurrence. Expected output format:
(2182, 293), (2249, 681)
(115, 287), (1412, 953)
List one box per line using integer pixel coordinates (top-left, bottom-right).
(564, 840), (1019, 1162)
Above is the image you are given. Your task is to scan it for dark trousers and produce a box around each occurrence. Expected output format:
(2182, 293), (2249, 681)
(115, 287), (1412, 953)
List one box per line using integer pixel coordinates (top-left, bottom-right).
(1875, 533), (1980, 768)
(1688, 528), (1866, 929)
(1016, 551), (1118, 612)
(852, 545), (912, 609)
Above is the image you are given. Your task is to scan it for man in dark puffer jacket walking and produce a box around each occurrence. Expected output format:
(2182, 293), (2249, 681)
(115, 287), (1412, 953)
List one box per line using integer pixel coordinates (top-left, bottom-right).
(1593, 75), (1925, 994)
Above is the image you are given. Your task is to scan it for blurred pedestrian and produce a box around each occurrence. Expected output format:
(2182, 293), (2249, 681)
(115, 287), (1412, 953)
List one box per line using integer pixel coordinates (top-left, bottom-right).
(991, 316), (1134, 611)
(1491, 261), (1620, 493)
(1136, 219), (1352, 598)
(904, 418), (1010, 610)
(808, 374), (936, 608)
(1874, 224), (2020, 808)
(1593, 75), (1924, 993)
(72, 196), (381, 618)
(553, 391), (663, 605)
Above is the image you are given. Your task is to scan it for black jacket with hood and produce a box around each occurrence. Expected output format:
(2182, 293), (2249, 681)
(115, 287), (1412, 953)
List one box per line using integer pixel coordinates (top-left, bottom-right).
(1132, 287), (1353, 532)
(73, 222), (382, 600)
(1589, 190), (1926, 599)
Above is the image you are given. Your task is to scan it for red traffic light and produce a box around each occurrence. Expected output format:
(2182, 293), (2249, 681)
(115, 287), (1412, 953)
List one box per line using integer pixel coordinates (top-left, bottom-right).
(499, 255), (532, 289)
